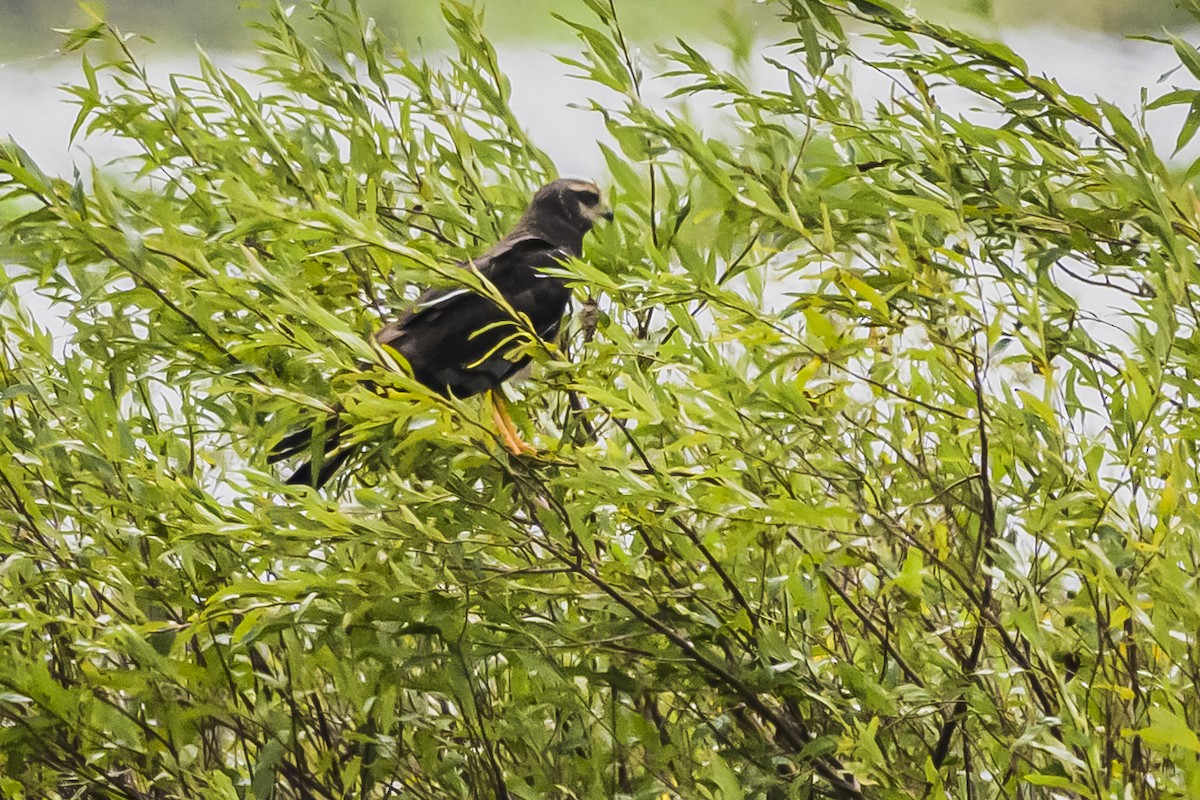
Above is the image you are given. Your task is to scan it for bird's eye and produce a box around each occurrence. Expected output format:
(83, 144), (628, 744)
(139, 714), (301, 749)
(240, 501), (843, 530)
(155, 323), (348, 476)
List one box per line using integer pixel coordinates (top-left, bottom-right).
(577, 190), (600, 205)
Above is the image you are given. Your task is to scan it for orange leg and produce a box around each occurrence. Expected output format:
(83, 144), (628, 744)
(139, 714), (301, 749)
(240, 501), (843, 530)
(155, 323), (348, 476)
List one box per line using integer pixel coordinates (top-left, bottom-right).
(489, 390), (537, 456)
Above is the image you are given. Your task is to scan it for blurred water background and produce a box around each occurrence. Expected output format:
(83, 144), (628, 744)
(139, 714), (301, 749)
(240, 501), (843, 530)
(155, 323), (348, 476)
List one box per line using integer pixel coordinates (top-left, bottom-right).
(0, 0), (1194, 180)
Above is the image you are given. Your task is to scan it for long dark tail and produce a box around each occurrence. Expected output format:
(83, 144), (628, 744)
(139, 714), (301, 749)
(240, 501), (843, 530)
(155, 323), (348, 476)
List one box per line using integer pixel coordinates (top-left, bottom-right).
(269, 414), (351, 489)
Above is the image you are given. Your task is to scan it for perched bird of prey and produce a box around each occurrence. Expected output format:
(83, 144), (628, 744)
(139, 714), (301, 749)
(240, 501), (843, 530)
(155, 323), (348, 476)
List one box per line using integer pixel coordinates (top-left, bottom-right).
(273, 178), (612, 488)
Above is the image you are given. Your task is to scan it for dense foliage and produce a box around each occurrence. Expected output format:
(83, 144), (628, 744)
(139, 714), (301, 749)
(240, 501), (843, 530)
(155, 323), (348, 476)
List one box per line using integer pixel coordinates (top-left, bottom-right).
(3, 0), (1200, 797)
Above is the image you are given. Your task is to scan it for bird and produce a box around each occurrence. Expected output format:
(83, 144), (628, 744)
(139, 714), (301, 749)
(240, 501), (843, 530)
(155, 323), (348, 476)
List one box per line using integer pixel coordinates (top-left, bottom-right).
(272, 178), (613, 488)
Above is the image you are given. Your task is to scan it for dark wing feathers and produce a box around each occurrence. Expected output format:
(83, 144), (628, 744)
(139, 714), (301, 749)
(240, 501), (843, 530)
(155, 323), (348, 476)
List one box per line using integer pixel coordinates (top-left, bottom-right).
(276, 235), (573, 486)
(377, 237), (572, 397)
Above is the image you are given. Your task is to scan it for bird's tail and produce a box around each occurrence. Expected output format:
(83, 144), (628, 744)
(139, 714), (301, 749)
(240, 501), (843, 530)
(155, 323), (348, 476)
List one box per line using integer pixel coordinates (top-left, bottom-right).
(269, 414), (350, 489)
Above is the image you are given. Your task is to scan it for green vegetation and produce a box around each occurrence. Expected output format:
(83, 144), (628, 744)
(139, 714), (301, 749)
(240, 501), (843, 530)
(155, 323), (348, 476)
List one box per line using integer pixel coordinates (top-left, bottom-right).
(3, 0), (1200, 797)
(0, 0), (776, 58)
(0, 0), (1189, 61)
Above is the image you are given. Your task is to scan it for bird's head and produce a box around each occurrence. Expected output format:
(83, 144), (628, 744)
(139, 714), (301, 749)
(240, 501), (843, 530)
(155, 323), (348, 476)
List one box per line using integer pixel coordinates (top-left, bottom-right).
(516, 178), (613, 252)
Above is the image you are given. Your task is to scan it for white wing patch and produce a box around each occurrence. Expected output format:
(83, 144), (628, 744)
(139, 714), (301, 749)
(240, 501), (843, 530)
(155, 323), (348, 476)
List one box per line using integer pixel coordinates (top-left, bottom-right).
(417, 288), (471, 308)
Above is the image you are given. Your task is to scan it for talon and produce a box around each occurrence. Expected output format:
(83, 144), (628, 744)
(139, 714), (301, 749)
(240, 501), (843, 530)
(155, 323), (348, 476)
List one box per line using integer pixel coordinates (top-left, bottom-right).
(490, 390), (538, 456)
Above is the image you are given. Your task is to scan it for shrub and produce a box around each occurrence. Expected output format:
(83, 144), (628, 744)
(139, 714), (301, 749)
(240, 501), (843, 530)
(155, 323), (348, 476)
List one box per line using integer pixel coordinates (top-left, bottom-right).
(2, 1), (1200, 797)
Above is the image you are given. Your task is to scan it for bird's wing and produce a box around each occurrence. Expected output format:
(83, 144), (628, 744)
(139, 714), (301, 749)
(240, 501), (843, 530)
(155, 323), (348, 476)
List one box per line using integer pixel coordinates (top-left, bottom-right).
(375, 235), (548, 338)
(376, 237), (573, 397)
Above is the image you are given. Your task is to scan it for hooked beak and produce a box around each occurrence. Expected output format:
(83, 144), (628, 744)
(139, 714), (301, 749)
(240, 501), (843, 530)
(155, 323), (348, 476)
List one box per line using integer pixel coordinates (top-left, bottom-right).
(601, 205), (614, 222)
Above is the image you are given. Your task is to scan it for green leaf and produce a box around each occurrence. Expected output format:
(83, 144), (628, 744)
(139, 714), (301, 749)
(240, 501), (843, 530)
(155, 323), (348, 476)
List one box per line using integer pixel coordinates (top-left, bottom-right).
(1139, 708), (1200, 755)
(1170, 33), (1200, 82)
